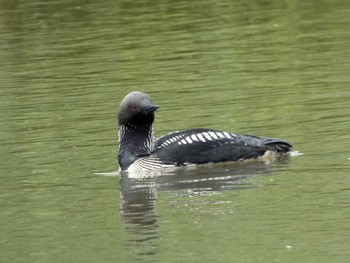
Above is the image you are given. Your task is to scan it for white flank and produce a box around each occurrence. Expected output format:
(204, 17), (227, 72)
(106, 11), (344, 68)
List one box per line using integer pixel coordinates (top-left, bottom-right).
(127, 157), (175, 171)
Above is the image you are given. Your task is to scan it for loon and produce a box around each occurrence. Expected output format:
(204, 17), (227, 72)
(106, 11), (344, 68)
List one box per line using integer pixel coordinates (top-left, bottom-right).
(117, 91), (292, 171)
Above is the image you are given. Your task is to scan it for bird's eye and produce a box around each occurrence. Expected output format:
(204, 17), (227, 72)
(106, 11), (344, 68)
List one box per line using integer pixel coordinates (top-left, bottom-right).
(130, 105), (139, 112)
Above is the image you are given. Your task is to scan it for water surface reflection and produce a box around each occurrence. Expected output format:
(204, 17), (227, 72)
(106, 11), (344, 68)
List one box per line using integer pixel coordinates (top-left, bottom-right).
(120, 175), (159, 258)
(119, 158), (290, 259)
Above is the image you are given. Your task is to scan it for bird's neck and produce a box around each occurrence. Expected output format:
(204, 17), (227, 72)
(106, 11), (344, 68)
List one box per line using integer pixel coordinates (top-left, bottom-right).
(118, 124), (156, 170)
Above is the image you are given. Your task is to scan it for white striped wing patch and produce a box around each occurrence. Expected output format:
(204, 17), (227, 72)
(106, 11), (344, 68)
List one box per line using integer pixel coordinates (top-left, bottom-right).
(158, 130), (237, 147)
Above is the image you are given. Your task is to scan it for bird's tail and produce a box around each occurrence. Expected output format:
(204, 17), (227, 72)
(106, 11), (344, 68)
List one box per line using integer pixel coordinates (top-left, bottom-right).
(263, 139), (292, 153)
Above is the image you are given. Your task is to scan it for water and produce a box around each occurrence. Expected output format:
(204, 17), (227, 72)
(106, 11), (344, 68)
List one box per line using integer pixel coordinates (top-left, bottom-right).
(1, 0), (350, 262)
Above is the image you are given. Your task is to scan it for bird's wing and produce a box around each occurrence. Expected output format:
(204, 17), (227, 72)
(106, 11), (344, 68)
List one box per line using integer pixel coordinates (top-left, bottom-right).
(155, 128), (291, 165)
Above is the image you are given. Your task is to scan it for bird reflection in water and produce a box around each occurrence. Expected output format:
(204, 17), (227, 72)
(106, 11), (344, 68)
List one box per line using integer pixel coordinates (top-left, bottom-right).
(119, 156), (290, 260)
(119, 175), (159, 258)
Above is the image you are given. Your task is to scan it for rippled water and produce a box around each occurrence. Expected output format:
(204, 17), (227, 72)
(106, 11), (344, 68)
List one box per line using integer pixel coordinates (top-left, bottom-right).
(1, 0), (350, 262)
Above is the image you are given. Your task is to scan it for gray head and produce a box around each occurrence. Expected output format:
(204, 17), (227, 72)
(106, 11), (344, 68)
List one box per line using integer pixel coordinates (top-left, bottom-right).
(118, 92), (159, 127)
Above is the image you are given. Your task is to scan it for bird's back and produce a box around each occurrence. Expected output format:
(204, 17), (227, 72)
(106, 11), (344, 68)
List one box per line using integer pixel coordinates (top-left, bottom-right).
(153, 128), (292, 166)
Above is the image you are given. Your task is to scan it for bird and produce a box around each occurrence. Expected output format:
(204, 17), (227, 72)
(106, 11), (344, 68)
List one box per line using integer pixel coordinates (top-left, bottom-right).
(117, 91), (292, 171)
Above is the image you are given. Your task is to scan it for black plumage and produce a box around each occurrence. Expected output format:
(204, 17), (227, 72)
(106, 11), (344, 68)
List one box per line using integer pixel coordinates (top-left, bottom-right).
(117, 92), (292, 171)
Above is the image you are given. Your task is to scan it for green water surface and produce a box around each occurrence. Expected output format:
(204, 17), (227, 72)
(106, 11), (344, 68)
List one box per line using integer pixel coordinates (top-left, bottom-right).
(1, 0), (349, 262)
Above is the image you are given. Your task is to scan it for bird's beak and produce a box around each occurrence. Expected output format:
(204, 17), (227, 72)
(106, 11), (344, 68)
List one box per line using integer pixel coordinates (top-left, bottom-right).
(143, 105), (159, 113)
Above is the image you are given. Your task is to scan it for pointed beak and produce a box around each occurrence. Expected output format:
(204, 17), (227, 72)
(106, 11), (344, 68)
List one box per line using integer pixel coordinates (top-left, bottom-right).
(143, 105), (159, 113)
